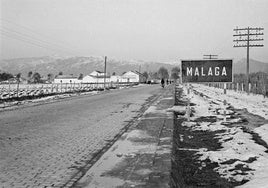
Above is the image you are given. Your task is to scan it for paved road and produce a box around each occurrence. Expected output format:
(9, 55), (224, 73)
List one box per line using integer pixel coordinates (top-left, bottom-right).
(0, 85), (164, 187)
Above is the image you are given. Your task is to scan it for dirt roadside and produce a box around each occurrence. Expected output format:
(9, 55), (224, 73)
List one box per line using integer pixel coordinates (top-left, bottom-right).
(171, 85), (268, 188)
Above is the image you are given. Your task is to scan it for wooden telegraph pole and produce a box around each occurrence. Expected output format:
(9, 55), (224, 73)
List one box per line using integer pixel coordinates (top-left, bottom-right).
(233, 27), (264, 94)
(104, 56), (107, 90)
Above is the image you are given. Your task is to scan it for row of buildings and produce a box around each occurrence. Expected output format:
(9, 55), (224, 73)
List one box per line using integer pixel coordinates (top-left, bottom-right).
(54, 70), (147, 84)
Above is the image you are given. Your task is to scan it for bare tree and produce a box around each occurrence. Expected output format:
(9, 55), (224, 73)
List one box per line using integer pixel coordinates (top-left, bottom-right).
(158, 67), (169, 79)
(78, 73), (83, 80)
(171, 67), (180, 80)
(33, 72), (41, 83)
(47, 73), (53, 83)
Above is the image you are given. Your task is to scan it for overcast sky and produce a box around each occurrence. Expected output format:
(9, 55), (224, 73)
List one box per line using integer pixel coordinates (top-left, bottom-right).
(1, 0), (268, 62)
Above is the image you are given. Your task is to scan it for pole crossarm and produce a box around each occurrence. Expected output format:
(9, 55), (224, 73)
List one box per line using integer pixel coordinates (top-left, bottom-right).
(234, 27), (264, 31)
(233, 33), (264, 37)
(203, 54), (217, 56)
(203, 57), (218, 59)
(233, 44), (264, 48)
(233, 39), (264, 42)
(203, 54), (218, 59)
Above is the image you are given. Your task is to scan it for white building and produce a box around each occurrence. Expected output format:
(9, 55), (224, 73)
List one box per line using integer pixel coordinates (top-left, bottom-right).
(82, 75), (96, 83)
(54, 75), (81, 84)
(110, 75), (126, 83)
(82, 71), (110, 83)
(90, 70), (106, 77)
(122, 71), (146, 83)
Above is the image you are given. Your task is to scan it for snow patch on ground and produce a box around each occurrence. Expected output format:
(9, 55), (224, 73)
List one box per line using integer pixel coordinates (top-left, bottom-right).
(193, 84), (268, 119)
(166, 106), (186, 113)
(144, 106), (158, 114)
(255, 124), (268, 144)
(180, 84), (268, 187)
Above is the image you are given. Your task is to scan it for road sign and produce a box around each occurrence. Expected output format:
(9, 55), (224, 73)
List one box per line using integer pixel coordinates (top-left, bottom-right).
(181, 59), (233, 83)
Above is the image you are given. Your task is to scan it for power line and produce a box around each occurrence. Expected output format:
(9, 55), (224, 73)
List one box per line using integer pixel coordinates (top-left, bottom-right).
(0, 18), (81, 55)
(1, 27), (78, 55)
(1, 29), (78, 55)
(0, 18), (81, 54)
(1, 30), (66, 54)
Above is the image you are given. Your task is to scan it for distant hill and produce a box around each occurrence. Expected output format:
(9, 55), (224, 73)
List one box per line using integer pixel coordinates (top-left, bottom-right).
(0, 56), (176, 77)
(233, 58), (268, 74)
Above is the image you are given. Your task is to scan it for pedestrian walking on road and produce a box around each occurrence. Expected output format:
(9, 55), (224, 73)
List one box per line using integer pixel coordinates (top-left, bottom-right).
(161, 78), (165, 88)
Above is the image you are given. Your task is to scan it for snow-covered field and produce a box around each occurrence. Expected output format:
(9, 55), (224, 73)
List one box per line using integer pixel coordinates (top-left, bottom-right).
(175, 84), (268, 187)
(0, 82), (135, 101)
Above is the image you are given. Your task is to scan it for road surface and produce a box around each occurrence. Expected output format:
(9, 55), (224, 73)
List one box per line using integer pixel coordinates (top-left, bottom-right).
(0, 84), (164, 187)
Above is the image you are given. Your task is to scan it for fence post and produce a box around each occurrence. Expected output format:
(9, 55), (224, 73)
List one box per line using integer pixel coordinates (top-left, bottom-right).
(16, 81), (20, 98)
(51, 83), (53, 94)
(8, 81), (11, 99)
(186, 84), (191, 122)
(224, 83), (227, 94)
(264, 85), (266, 98)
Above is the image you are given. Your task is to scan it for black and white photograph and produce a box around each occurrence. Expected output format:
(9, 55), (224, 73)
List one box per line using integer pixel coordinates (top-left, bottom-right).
(0, 0), (268, 187)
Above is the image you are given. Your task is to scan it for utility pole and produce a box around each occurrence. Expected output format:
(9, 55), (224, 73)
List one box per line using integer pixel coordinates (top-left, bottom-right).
(104, 56), (107, 90)
(203, 54), (218, 60)
(233, 27), (264, 94)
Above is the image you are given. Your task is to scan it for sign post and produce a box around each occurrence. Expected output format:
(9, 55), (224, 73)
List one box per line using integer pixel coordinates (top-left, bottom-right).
(181, 59), (233, 122)
(186, 84), (190, 121)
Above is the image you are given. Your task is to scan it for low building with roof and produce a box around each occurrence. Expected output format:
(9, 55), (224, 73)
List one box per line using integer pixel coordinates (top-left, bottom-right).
(121, 71), (147, 83)
(82, 71), (111, 83)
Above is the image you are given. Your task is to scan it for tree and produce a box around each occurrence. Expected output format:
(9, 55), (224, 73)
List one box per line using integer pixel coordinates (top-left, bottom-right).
(16, 73), (21, 82)
(112, 72), (116, 76)
(28, 71), (33, 78)
(0, 72), (13, 81)
(33, 72), (41, 83)
(27, 71), (33, 83)
(47, 73), (53, 83)
(158, 67), (169, 79)
(171, 67), (180, 80)
(143, 71), (149, 80)
(149, 72), (159, 80)
(78, 73), (83, 80)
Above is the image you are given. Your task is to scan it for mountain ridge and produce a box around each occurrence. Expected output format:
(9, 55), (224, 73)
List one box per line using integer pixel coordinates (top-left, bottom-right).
(1, 56), (267, 76)
(0, 56), (176, 76)
(233, 58), (268, 74)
